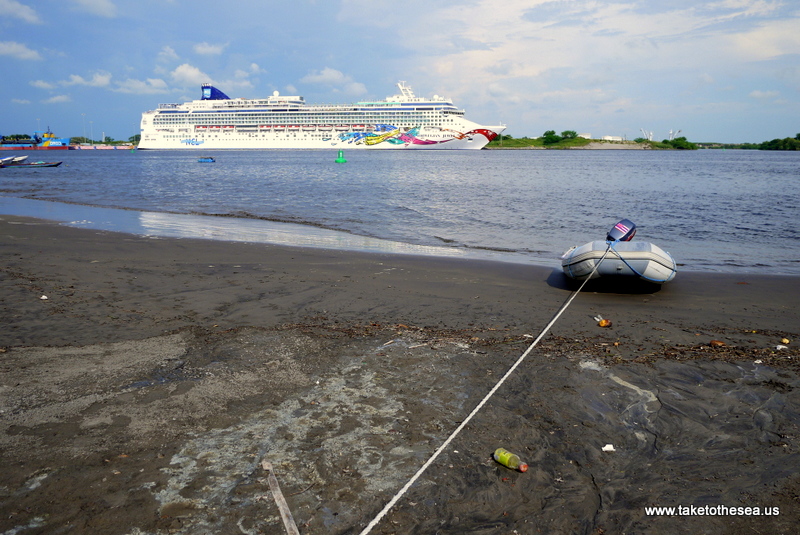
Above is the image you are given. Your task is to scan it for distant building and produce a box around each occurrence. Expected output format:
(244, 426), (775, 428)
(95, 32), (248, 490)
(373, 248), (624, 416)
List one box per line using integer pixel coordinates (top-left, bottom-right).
(601, 135), (623, 142)
(578, 133), (592, 139)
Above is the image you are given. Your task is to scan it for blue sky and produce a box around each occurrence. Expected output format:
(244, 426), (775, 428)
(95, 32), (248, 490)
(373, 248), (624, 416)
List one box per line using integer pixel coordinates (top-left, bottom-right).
(2, 0), (798, 143)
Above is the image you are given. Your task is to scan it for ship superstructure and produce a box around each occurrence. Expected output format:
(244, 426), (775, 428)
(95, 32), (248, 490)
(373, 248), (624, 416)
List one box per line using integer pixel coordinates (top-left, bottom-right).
(139, 82), (504, 150)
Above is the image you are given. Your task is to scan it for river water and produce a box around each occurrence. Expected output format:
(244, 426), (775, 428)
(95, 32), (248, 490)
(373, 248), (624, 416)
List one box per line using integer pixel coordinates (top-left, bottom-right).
(1, 149), (798, 274)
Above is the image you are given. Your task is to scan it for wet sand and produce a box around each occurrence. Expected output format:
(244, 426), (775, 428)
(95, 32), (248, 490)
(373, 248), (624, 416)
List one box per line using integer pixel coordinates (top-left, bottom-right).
(1, 215), (799, 534)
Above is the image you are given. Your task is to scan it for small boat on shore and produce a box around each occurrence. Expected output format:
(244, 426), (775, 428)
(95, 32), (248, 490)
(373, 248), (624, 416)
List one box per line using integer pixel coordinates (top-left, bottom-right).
(561, 219), (677, 284)
(561, 240), (677, 283)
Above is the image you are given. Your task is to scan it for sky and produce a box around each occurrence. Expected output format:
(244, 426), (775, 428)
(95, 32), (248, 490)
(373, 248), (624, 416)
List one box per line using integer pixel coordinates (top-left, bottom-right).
(1, 0), (798, 144)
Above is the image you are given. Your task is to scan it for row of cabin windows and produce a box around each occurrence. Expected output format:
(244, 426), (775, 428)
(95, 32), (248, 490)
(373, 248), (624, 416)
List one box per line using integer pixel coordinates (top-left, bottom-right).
(154, 117), (460, 127)
(154, 111), (457, 125)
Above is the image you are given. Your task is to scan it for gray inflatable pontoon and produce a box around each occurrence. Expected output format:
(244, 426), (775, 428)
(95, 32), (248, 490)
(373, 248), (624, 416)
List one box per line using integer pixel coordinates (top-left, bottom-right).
(561, 240), (677, 283)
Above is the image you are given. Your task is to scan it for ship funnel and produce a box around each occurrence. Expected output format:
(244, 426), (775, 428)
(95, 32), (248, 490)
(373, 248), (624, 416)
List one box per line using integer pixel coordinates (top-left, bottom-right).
(201, 84), (231, 100)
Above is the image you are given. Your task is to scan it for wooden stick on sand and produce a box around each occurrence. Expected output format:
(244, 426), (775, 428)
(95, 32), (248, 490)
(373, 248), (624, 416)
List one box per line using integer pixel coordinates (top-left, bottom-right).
(261, 460), (301, 535)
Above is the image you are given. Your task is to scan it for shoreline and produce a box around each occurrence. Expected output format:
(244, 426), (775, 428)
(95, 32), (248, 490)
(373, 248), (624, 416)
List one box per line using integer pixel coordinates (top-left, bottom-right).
(2, 197), (797, 277)
(3, 214), (799, 347)
(1, 215), (799, 534)
(486, 141), (650, 149)
(0, 197), (534, 268)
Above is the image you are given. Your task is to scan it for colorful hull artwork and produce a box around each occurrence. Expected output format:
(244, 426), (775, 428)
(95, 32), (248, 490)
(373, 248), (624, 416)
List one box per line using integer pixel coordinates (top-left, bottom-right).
(343, 126), (497, 147)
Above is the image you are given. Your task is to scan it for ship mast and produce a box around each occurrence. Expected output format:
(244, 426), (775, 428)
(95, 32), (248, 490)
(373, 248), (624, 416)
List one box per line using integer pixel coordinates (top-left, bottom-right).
(397, 81), (415, 99)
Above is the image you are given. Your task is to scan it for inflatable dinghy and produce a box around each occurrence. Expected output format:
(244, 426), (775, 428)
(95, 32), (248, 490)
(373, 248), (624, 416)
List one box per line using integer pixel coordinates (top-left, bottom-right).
(561, 240), (677, 283)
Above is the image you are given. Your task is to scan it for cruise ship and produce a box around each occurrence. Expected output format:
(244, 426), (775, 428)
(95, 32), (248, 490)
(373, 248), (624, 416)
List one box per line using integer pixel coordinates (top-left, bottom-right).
(138, 82), (505, 150)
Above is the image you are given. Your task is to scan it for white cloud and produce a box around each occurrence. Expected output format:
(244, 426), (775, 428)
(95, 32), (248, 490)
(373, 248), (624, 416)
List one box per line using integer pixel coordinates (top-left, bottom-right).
(12, 98), (31, 104)
(698, 73), (715, 85)
(43, 95), (72, 104)
(301, 67), (348, 85)
(728, 18), (800, 60)
(749, 89), (779, 99)
(218, 79), (254, 93)
(70, 0), (117, 17)
(30, 80), (55, 90)
(233, 63), (264, 81)
(301, 67), (367, 96)
(0, 41), (41, 60)
(193, 42), (228, 55)
(60, 71), (112, 87)
(331, 0), (799, 120)
(529, 86), (613, 106)
(158, 46), (179, 62)
(114, 78), (170, 94)
(0, 0), (41, 23)
(170, 63), (212, 87)
(703, 0), (783, 19)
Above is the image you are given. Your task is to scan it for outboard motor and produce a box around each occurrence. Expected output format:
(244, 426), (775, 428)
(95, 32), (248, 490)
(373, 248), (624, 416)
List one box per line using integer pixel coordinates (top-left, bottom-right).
(607, 218), (636, 242)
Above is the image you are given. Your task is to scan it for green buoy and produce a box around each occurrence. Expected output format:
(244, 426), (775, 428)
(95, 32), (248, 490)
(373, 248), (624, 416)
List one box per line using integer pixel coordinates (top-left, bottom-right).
(335, 149), (347, 163)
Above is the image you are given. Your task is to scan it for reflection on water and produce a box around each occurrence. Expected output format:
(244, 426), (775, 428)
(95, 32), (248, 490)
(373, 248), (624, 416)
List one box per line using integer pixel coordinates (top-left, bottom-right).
(137, 211), (480, 257)
(0, 196), (530, 264)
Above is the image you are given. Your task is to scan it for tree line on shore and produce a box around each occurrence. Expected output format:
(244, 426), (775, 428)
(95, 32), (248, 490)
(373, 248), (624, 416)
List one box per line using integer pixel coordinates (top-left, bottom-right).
(1, 133), (140, 145)
(489, 130), (800, 150)
(69, 135), (140, 145)
(488, 130), (699, 149)
(710, 134), (800, 151)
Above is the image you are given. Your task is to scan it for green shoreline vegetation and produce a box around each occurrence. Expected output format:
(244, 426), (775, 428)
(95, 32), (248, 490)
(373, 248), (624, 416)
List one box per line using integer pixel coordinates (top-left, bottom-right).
(1, 134), (140, 146)
(3, 129), (798, 150)
(487, 130), (800, 150)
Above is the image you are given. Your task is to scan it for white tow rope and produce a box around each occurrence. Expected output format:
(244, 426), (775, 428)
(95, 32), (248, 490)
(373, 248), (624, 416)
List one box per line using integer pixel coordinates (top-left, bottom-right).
(359, 245), (613, 534)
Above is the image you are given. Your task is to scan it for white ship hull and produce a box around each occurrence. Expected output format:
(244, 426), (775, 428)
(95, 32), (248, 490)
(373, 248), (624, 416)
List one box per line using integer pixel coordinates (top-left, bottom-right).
(138, 127), (501, 150)
(139, 82), (505, 150)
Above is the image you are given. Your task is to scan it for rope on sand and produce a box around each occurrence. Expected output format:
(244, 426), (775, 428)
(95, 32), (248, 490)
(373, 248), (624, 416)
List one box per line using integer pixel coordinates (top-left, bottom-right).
(359, 246), (612, 534)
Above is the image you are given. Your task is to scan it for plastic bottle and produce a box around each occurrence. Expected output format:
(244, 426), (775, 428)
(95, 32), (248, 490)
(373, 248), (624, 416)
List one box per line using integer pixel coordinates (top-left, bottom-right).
(594, 315), (612, 328)
(493, 447), (528, 472)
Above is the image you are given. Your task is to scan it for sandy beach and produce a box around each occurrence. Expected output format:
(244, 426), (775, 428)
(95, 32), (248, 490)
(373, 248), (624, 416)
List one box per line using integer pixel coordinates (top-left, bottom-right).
(1, 214), (799, 534)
